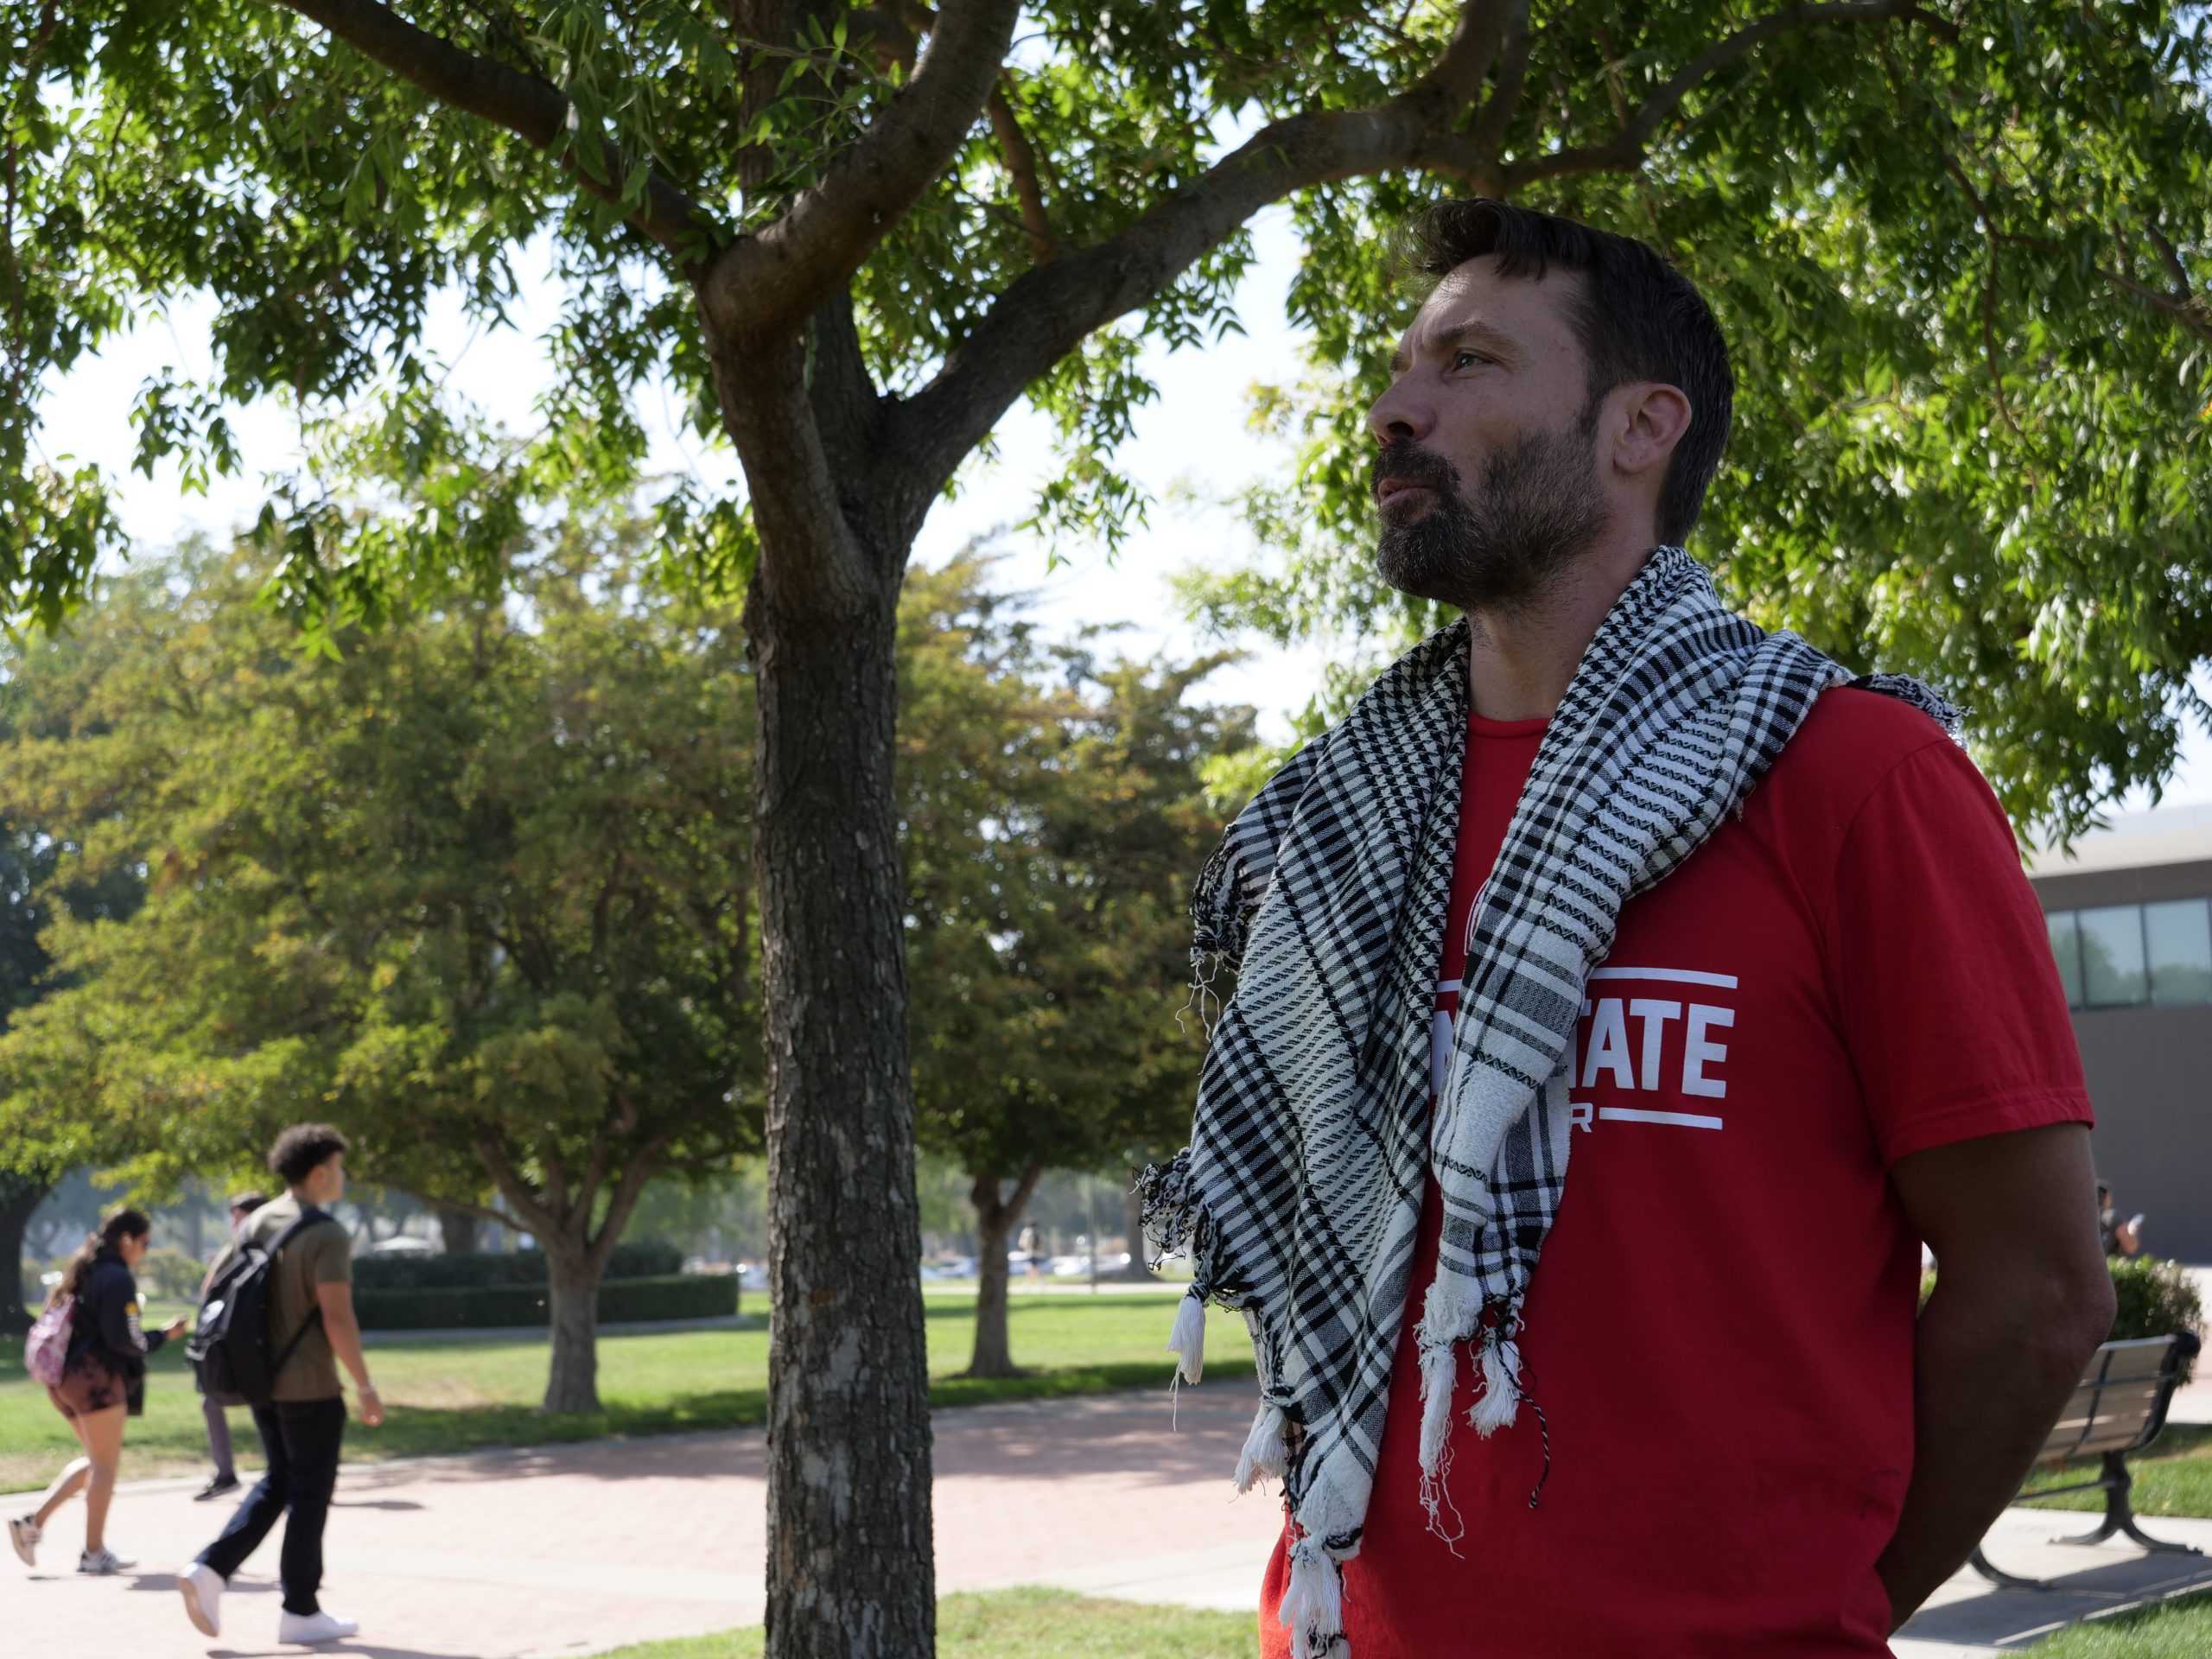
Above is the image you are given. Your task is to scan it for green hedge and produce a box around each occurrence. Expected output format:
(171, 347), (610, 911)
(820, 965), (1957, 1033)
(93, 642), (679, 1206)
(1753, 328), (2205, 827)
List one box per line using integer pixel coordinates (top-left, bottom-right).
(352, 1240), (685, 1292)
(353, 1272), (738, 1332)
(1919, 1255), (2202, 1385)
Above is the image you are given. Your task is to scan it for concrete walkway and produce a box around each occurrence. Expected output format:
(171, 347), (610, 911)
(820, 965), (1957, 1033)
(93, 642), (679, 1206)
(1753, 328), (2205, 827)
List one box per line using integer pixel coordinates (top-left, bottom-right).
(8, 1385), (2208, 1657)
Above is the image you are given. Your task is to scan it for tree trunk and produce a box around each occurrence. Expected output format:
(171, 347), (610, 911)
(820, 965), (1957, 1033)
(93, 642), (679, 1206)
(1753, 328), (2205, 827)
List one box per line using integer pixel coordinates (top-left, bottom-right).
(965, 1164), (1044, 1378)
(541, 1247), (603, 1414)
(0, 1176), (48, 1335)
(749, 553), (935, 1658)
(1117, 1174), (1154, 1281)
(439, 1209), (480, 1255)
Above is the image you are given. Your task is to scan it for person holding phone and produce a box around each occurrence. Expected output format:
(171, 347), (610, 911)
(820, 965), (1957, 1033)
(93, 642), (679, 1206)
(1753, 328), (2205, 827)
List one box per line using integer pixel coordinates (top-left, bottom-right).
(10, 1207), (188, 1575)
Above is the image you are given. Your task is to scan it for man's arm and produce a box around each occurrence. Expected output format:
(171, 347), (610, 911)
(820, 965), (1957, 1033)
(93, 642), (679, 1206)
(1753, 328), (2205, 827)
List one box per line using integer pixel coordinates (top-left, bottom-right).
(314, 1281), (385, 1427)
(1877, 1122), (2114, 1629)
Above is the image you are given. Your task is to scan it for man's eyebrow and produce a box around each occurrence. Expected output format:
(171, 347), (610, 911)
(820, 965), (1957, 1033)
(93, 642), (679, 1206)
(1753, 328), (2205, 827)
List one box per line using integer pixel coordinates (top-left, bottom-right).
(1387, 320), (1519, 375)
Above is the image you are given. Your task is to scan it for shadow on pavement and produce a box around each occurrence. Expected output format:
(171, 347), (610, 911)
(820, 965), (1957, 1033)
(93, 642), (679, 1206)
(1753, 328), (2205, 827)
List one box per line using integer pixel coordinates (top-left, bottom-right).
(1897, 1550), (2212, 1648)
(322, 1387), (1257, 1493)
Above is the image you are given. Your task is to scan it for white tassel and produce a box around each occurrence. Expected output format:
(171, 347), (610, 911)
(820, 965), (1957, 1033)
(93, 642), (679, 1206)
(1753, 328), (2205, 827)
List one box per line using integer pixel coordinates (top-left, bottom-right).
(1414, 1340), (1465, 1552)
(1469, 1333), (1522, 1436)
(1166, 1291), (1207, 1385)
(1234, 1402), (1288, 1493)
(1279, 1535), (1345, 1659)
(1415, 1339), (1457, 1473)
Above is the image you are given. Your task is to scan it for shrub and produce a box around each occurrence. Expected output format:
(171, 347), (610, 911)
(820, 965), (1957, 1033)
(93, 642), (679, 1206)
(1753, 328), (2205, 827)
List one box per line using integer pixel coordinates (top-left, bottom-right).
(351, 1238), (687, 1291)
(353, 1272), (736, 1332)
(135, 1246), (210, 1302)
(2108, 1255), (2203, 1383)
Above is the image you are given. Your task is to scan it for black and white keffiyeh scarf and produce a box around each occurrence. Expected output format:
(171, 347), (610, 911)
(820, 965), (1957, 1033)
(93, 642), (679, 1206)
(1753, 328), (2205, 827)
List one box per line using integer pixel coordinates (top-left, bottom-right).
(1139, 548), (1955, 1658)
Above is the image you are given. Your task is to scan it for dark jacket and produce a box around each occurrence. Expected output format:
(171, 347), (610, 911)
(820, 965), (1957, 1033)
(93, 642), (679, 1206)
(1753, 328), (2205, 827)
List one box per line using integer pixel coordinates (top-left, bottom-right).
(66, 1249), (168, 1416)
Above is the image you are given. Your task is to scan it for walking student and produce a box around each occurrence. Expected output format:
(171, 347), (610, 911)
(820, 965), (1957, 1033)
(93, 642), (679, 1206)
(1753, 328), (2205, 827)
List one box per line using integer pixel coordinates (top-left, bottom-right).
(180, 1124), (384, 1644)
(10, 1208), (188, 1574)
(192, 1189), (270, 1502)
(1142, 200), (2117, 1657)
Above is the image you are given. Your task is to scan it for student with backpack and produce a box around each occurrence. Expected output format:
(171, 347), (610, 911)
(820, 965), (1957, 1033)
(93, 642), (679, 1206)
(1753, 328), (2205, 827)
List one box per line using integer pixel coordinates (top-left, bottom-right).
(10, 1208), (188, 1575)
(191, 1189), (270, 1502)
(180, 1124), (383, 1645)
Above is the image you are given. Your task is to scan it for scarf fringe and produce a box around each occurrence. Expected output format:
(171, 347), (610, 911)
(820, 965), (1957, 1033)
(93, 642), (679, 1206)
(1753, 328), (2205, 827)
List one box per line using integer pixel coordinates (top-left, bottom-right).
(1281, 1533), (1347, 1659)
(1235, 1401), (1288, 1493)
(1469, 1330), (1523, 1436)
(1166, 1291), (1207, 1385)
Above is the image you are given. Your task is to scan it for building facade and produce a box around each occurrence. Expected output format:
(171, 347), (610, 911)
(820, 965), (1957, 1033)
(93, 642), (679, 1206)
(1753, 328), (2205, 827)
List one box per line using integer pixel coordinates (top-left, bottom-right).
(2026, 804), (2212, 1265)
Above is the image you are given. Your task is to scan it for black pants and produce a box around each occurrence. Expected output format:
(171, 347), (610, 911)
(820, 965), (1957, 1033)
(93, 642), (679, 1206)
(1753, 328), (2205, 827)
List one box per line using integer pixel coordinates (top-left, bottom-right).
(197, 1396), (347, 1616)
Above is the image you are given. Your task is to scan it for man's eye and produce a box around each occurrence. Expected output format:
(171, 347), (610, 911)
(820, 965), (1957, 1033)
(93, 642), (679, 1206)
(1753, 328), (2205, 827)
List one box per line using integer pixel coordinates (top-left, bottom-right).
(1452, 349), (1491, 369)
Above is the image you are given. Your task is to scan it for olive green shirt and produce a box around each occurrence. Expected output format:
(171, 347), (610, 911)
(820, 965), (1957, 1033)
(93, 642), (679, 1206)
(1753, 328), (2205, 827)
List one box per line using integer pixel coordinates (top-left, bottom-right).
(228, 1195), (353, 1403)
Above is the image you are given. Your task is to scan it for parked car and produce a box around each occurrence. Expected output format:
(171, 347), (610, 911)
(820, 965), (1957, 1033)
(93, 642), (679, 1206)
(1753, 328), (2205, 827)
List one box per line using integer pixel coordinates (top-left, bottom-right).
(368, 1236), (436, 1255)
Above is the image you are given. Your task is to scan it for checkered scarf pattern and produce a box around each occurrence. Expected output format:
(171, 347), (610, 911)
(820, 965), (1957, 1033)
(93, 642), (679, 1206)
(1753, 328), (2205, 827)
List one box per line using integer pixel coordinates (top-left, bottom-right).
(1140, 549), (1955, 1658)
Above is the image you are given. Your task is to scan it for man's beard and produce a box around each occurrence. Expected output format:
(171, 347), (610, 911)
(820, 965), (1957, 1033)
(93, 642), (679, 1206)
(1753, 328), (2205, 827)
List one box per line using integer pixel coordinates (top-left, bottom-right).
(1373, 411), (1606, 613)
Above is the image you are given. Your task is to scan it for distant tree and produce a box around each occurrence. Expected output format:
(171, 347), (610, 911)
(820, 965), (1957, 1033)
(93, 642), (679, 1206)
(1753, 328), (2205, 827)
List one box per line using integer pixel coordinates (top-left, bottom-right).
(899, 553), (1250, 1376)
(0, 681), (143, 1330)
(0, 531), (760, 1407)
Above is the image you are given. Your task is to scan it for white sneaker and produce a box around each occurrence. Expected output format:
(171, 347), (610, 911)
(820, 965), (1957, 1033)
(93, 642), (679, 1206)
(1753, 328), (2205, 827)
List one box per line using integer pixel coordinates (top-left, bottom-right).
(8, 1514), (38, 1567)
(181, 1560), (226, 1637)
(78, 1545), (132, 1574)
(278, 1609), (361, 1645)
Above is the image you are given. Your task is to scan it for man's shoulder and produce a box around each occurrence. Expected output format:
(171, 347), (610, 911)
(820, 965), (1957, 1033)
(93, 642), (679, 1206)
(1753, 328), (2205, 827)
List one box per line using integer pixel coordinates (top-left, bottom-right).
(1757, 684), (1972, 822)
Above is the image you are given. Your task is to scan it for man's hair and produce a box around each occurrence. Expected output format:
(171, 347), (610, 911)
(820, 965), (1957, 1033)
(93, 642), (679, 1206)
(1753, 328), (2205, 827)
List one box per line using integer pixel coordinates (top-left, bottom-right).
(268, 1122), (350, 1186)
(228, 1189), (270, 1216)
(1398, 200), (1733, 546)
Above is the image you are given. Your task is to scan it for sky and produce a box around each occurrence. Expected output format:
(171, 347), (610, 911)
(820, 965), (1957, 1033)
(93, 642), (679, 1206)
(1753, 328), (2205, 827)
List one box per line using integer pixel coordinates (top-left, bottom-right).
(30, 194), (2212, 827)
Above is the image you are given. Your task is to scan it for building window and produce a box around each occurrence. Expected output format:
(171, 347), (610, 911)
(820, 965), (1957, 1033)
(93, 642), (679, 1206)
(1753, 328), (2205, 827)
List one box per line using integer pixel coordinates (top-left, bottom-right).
(2047, 911), (2085, 1007)
(2145, 899), (2212, 1006)
(2078, 905), (2149, 1007)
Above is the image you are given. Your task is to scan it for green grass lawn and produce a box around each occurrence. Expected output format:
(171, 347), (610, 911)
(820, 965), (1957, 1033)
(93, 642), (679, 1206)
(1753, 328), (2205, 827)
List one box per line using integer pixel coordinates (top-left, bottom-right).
(590, 1586), (2212, 1659)
(589, 1587), (1255, 1659)
(2018, 1424), (2212, 1522)
(1, 1291), (1252, 1494)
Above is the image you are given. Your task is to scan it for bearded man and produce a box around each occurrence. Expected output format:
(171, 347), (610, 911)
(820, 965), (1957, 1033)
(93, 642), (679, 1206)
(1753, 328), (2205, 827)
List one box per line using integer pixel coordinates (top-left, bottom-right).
(1142, 200), (2113, 1659)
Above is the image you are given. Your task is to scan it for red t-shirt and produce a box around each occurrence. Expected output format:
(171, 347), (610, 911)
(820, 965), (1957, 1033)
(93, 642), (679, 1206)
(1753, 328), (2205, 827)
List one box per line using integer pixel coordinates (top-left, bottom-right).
(1258, 690), (2092, 1658)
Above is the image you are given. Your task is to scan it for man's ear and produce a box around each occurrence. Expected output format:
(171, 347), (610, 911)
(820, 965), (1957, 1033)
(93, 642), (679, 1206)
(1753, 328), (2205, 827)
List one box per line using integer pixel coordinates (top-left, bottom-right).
(1610, 383), (1694, 480)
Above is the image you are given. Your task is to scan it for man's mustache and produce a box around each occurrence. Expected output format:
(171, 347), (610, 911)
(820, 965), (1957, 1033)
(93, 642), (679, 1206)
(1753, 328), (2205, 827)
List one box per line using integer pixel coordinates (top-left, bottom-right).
(1373, 442), (1461, 503)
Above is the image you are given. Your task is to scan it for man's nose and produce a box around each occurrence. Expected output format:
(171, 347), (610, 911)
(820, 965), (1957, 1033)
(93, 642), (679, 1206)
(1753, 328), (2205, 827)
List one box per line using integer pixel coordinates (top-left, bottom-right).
(1366, 379), (1433, 447)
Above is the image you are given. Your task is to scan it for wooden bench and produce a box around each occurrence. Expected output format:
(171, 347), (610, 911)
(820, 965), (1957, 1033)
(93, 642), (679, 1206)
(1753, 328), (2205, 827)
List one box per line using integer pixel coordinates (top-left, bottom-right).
(1972, 1330), (2203, 1591)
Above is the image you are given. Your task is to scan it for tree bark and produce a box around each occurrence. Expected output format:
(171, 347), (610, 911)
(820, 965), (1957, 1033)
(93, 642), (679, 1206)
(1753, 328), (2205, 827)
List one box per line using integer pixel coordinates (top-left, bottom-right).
(438, 1208), (480, 1255)
(0, 1176), (48, 1335)
(964, 1163), (1045, 1379)
(746, 525), (935, 1658)
(1117, 1174), (1154, 1282)
(541, 1245), (603, 1414)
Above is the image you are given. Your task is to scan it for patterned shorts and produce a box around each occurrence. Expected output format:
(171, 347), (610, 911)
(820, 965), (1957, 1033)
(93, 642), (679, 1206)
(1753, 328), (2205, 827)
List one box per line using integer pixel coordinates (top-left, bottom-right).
(48, 1353), (126, 1420)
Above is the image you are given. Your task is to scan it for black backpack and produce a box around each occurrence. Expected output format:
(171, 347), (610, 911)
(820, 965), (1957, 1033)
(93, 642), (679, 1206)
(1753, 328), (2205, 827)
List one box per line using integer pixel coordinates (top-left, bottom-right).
(187, 1209), (340, 1408)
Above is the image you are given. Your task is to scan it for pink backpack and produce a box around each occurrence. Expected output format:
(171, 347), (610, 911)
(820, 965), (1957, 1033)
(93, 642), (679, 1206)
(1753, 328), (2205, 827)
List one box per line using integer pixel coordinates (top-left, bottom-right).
(25, 1296), (73, 1387)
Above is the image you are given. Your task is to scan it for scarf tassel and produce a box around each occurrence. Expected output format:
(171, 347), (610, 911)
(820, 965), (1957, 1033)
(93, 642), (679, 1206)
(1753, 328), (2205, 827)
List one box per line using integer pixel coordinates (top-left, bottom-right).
(1280, 1534), (1346, 1659)
(1166, 1291), (1207, 1385)
(1234, 1401), (1288, 1492)
(1469, 1331), (1522, 1436)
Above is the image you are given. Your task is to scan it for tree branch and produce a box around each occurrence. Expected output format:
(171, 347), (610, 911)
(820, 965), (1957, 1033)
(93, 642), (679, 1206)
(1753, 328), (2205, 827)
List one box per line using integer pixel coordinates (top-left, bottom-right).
(269, 0), (721, 273)
(1936, 153), (2030, 446)
(1501, 0), (1958, 189)
(473, 1134), (563, 1239)
(587, 1133), (672, 1273)
(880, 20), (1526, 530)
(988, 80), (1055, 266)
(703, 0), (1022, 334)
(1471, 0), (1533, 162)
